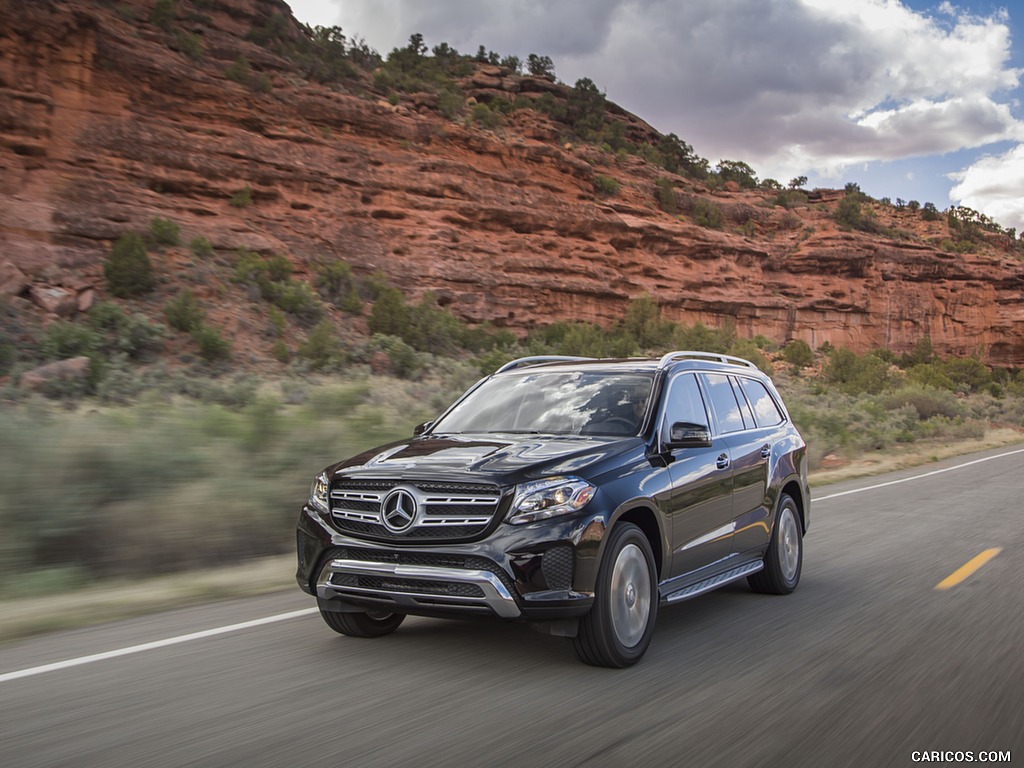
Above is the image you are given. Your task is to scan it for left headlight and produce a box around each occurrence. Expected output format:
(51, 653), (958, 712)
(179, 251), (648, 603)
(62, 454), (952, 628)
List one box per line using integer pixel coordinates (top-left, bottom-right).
(507, 476), (595, 525)
(309, 472), (330, 514)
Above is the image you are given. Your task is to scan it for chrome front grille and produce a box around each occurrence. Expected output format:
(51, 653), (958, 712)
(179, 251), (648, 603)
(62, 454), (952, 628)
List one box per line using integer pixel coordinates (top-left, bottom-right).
(329, 480), (503, 540)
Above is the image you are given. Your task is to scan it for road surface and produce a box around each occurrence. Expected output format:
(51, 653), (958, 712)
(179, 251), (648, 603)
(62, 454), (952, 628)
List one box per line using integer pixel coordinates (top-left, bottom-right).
(1, 446), (1021, 767)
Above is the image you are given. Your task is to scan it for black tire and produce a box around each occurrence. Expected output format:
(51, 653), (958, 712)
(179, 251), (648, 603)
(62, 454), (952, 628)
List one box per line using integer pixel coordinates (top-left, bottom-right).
(319, 606), (405, 638)
(748, 493), (802, 595)
(571, 522), (658, 668)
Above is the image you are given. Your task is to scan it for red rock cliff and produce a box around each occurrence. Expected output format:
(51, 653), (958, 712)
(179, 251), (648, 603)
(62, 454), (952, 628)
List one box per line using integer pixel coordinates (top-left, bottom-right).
(2, 0), (1024, 364)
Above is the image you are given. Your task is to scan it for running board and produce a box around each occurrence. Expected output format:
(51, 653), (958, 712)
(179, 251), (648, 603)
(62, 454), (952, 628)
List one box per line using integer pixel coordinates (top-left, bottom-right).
(661, 561), (763, 604)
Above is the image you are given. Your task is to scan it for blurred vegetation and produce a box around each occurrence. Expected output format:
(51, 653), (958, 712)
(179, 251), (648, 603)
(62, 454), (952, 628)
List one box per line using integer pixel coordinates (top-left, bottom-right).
(2, 285), (1024, 598)
(0, 373), (472, 598)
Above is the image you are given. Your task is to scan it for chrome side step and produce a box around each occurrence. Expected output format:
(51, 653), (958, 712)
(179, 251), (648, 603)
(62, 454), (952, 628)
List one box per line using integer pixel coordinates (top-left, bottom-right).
(661, 560), (763, 604)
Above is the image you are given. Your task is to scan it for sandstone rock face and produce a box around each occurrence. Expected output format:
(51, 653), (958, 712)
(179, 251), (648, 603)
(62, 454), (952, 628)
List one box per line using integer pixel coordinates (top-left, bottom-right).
(29, 285), (77, 315)
(2, 0), (1024, 364)
(19, 356), (92, 391)
(0, 262), (29, 297)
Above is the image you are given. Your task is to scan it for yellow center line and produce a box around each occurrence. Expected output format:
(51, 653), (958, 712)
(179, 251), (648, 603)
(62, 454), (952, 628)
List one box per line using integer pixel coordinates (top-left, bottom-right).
(935, 548), (1002, 591)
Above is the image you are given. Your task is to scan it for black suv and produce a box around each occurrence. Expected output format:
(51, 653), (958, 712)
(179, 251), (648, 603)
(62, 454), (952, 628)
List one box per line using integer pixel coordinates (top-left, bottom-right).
(296, 352), (809, 667)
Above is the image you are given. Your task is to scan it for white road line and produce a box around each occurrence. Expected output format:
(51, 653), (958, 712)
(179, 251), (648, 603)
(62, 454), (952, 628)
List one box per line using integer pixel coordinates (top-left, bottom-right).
(0, 608), (317, 684)
(814, 446), (1024, 503)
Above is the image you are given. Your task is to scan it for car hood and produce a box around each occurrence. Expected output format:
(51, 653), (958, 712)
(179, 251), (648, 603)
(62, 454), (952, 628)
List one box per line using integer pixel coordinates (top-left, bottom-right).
(329, 433), (642, 485)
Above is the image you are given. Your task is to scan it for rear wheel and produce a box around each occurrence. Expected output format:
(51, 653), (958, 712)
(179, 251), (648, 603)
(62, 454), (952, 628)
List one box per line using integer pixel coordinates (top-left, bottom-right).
(748, 493), (802, 594)
(319, 606), (405, 638)
(571, 522), (658, 668)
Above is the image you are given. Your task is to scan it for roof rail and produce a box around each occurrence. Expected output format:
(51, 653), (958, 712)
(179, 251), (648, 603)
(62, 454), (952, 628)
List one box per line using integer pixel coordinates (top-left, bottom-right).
(494, 355), (596, 374)
(657, 351), (758, 370)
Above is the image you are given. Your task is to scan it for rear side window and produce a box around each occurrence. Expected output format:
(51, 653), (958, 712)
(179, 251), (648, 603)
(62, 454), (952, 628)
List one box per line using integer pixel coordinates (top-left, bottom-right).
(701, 373), (746, 433)
(738, 378), (785, 427)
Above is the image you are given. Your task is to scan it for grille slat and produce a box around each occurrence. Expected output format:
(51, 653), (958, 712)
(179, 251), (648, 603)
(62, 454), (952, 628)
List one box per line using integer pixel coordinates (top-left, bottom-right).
(329, 479), (502, 541)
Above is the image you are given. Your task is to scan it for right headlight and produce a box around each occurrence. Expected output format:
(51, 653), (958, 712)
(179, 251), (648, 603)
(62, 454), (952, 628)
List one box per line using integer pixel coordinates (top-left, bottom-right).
(507, 476), (595, 525)
(309, 472), (330, 514)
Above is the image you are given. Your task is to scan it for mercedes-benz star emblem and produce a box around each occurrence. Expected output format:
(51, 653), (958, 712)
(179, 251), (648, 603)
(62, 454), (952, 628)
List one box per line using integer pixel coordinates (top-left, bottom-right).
(381, 488), (417, 532)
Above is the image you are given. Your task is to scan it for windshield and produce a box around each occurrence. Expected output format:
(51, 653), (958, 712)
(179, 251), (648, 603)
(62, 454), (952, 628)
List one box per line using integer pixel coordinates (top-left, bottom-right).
(432, 371), (655, 437)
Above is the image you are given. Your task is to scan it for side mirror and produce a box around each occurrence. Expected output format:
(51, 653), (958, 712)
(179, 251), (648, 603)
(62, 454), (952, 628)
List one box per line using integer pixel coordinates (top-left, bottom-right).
(665, 421), (712, 449)
(413, 421), (433, 436)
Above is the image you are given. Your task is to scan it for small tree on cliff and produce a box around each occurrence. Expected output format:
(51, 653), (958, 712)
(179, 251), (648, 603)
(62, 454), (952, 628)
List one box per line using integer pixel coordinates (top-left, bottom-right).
(104, 233), (155, 298)
(526, 54), (555, 78)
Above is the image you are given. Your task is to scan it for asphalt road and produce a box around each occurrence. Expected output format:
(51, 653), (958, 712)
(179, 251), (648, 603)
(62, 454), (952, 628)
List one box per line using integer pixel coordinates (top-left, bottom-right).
(2, 446), (1022, 768)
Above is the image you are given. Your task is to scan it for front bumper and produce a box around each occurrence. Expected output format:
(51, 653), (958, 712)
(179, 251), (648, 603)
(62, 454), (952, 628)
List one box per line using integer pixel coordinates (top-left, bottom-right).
(316, 557), (523, 618)
(297, 505), (602, 621)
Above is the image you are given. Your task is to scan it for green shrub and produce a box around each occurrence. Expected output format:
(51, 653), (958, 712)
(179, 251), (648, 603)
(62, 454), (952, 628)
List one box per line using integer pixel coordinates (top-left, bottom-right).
(621, 296), (674, 350)
(270, 340), (290, 363)
(273, 282), (324, 326)
(656, 178), (676, 214)
(673, 321), (735, 353)
(297, 319), (340, 370)
(150, 0), (176, 30)
(593, 174), (620, 196)
(234, 251), (323, 326)
(268, 306), (286, 337)
(104, 233), (155, 298)
(230, 184), (254, 207)
(149, 217), (180, 246)
(315, 261), (363, 313)
(110, 313), (165, 360)
(174, 30), (204, 60)
(226, 55), (252, 86)
(834, 195), (864, 229)
(470, 102), (502, 129)
(86, 302), (164, 360)
(368, 286), (408, 333)
(437, 89), (463, 119)
(367, 334), (420, 379)
(191, 323), (231, 362)
(782, 339), (814, 368)
(882, 386), (963, 420)
(189, 236), (214, 258)
(96, 359), (148, 404)
(939, 356), (991, 393)
(906, 363), (955, 391)
(823, 347), (899, 395)
(164, 290), (204, 332)
(40, 320), (102, 360)
(692, 198), (725, 229)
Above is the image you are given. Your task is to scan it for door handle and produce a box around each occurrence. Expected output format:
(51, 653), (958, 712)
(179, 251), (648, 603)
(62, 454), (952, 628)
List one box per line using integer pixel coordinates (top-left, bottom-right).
(760, 444), (771, 458)
(716, 454), (730, 470)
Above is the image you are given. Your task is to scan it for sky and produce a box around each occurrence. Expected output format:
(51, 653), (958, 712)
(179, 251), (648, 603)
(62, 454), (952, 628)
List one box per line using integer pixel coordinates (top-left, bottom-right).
(286, 0), (1024, 233)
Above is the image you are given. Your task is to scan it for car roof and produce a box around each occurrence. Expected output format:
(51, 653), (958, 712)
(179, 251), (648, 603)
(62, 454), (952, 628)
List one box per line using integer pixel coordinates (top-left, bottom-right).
(493, 352), (766, 378)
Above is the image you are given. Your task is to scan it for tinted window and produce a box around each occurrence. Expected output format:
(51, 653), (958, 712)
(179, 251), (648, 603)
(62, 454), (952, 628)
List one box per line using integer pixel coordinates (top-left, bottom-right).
(433, 371), (654, 436)
(662, 373), (708, 430)
(731, 376), (755, 429)
(738, 378), (785, 427)
(702, 373), (746, 433)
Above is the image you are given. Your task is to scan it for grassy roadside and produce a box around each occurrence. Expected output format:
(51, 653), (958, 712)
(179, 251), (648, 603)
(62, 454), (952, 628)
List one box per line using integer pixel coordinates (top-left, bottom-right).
(3, 428), (1021, 645)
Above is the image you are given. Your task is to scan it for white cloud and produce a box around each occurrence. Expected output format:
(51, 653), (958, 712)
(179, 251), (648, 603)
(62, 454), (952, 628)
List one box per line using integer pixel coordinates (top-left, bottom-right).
(950, 144), (1024, 232)
(285, 1), (1024, 223)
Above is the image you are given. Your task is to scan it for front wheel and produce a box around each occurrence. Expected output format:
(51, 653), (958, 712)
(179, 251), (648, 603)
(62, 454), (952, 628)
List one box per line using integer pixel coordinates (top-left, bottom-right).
(319, 606), (405, 638)
(571, 522), (658, 668)
(748, 493), (802, 595)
